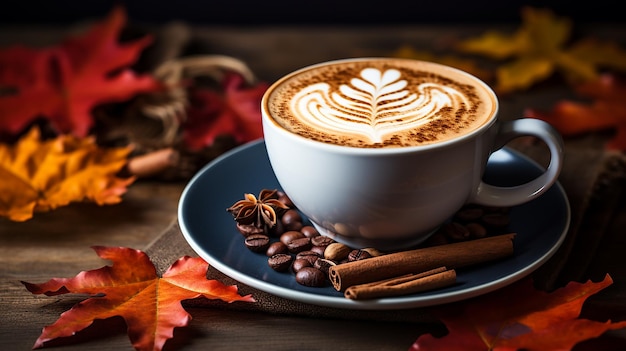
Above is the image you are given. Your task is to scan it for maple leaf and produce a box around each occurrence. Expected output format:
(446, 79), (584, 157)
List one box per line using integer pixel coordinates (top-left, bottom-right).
(182, 72), (268, 151)
(525, 74), (626, 151)
(22, 246), (254, 351)
(0, 6), (162, 137)
(411, 274), (626, 351)
(0, 127), (135, 221)
(455, 7), (626, 94)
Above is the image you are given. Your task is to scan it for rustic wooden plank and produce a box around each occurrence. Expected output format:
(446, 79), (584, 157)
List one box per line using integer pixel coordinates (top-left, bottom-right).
(0, 182), (184, 276)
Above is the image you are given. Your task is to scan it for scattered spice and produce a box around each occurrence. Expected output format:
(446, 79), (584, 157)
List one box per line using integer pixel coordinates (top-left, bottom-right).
(226, 188), (514, 296)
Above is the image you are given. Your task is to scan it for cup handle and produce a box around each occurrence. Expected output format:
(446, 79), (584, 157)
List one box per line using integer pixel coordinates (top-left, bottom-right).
(471, 118), (564, 207)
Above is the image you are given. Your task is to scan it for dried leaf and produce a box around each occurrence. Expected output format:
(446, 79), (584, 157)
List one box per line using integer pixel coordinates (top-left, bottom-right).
(568, 39), (626, 73)
(456, 7), (626, 94)
(22, 246), (254, 351)
(411, 274), (626, 351)
(183, 73), (268, 151)
(526, 74), (626, 151)
(0, 127), (134, 221)
(0, 6), (162, 137)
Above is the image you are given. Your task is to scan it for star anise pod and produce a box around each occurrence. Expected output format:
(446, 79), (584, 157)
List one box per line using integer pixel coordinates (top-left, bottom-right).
(227, 189), (289, 228)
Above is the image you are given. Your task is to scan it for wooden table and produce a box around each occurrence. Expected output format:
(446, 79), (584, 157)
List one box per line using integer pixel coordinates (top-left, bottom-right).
(1, 21), (626, 350)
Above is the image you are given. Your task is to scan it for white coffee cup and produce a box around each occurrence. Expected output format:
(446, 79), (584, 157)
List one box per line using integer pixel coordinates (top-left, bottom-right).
(261, 57), (563, 250)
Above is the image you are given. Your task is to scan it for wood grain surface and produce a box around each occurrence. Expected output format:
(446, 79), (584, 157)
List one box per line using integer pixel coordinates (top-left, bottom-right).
(1, 22), (625, 350)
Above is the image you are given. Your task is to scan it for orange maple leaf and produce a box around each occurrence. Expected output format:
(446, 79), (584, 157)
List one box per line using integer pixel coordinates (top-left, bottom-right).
(411, 274), (626, 351)
(22, 246), (254, 351)
(525, 74), (626, 151)
(0, 6), (162, 137)
(455, 7), (626, 94)
(0, 127), (135, 221)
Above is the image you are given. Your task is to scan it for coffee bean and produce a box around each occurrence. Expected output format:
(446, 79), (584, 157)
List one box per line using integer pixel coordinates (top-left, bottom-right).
(277, 190), (294, 208)
(301, 225), (320, 238)
(292, 258), (312, 272)
(455, 206), (484, 222)
(348, 249), (372, 261)
(268, 220), (285, 237)
(280, 230), (305, 245)
(287, 237), (312, 253)
(361, 247), (383, 257)
(314, 258), (336, 275)
(443, 222), (470, 241)
(281, 209), (303, 231)
(266, 241), (288, 257)
(268, 254), (293, 272)
(295, 267), (326, 287)
(296, 250), (320, 265)
(311, 235), (334, 247)
(236, 222), (266, 237)
(244, 234), (270, 253)
(288, 222), (303, 232)
(466, 222), (487, 238)
(310, 245), (327, 256)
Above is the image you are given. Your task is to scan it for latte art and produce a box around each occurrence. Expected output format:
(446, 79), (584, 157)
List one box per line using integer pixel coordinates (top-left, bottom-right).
(265, 58), (497, 148)
(292, 68), (471, 143)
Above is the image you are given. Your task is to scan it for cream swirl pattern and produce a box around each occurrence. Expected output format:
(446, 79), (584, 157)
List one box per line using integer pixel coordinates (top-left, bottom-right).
(265, 58), (495, 148)
(291, 67), (471, 143)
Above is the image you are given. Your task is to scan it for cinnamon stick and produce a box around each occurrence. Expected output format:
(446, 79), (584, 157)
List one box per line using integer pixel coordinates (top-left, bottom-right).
(329, 233), (515, 291)
(126, 148), (179, 178)
(344, 267), (456, 300)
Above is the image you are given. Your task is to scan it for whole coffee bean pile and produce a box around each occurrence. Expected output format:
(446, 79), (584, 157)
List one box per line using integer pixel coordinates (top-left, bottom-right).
(229, 189), (383, 287)
(423, 204), (511, 247)
(228, 189), (512, 288)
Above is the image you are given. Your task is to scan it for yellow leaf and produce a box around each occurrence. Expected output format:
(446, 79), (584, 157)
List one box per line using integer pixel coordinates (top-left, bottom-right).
(455, 7), (626, 93)
(0, 127), (135, 221)
(0, 167), (38, 222)
(554, 51), (598, 83)
(496, 57), (554, 94)
(518, 6), (571, 54)
(457, 7), (571, 59)
(568, 38), (626, 72)
(456, 30), (529, 60)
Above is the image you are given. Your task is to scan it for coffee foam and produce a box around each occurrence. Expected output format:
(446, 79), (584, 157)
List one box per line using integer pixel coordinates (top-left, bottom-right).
(266, 59), (496, 148)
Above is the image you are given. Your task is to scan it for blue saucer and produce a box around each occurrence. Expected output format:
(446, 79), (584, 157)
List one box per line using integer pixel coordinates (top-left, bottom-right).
(179, 139), (570, 310)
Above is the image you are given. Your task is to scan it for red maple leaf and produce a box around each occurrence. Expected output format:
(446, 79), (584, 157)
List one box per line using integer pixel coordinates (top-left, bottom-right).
(526, 74), (626, 151)
(411, 274), (626, 351)
(0, 6), (162, 137)
(22, 246), (254, 351)
(182, 72), (268, 150)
